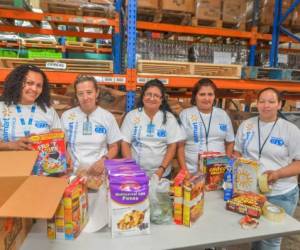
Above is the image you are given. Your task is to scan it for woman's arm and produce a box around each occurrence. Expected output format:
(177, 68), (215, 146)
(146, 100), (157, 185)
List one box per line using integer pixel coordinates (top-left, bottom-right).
(121, 141), (132, 159)
(89, 142), (119, 175)
(265, 160), (300, 184)
(0, 138), (32, 151)
(155, 142), (177, 178)
(225, 141), (234, 158)
(177, 141), (189, 173)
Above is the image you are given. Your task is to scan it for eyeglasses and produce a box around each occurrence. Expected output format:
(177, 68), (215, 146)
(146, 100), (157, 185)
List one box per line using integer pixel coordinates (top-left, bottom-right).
(144, 92), (162, 100)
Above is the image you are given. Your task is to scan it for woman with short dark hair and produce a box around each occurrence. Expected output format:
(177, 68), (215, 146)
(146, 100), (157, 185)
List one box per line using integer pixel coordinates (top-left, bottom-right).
(0, 64), (61, 150)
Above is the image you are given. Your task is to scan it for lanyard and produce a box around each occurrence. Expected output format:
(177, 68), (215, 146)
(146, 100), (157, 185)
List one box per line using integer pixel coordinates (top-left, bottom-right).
(198, 109), (213, 151)
(257, 117), (278, 159)
(16, 104), (36, 137)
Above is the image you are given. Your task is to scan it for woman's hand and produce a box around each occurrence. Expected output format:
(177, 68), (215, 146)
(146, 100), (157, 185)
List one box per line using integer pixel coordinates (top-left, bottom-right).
(7, 137), (32, 151)
(264, 170), (281, 184)
(88, 158), (105, 176)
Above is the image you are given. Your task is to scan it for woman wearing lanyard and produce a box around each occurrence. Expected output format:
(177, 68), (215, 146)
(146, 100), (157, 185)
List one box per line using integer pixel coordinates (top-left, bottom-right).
(121, 79), (184, 179)
(0, 64), (61, 150)
(177, 78), (235, 174)
(235, 87), (300, 250)
(61, 75), (122, 232)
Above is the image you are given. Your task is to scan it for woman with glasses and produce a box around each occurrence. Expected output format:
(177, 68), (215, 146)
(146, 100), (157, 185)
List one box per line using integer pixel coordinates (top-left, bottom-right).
(177, 78), (235, 174)
(235, 87), (300, 250)
(0, 64), (61, 150)
(121, 79), (184, 179)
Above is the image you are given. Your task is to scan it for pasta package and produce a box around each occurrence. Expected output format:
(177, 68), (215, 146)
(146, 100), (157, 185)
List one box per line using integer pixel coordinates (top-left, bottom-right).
(199, 152), (229, 191)
(233, 158), (260, 194)
(30, 130), (67, 176)
(183, 173), (205, 227)
(109, 174), (150, 238)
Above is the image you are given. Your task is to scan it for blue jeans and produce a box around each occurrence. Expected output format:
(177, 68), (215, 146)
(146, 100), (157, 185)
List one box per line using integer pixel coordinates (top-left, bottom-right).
(251, 185), (299, 250)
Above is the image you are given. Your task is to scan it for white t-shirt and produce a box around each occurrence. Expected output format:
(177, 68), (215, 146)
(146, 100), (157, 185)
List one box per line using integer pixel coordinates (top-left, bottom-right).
(121, 108), (185, 177)
(61, 106), (122, 169)
(180, 106), (235, 173)
(235, 116), (300, 196)
(0, 102), (61, 141)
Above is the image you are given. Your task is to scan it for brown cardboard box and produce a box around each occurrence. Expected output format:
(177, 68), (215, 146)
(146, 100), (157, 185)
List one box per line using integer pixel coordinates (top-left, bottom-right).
(223, 0), (246, 23)
(161, 0), (195, 13)
(195, 0), (221, 21)
(0, 151), (68, 250)
(260, 0), (291, 26)
(126, 0), (159, 9)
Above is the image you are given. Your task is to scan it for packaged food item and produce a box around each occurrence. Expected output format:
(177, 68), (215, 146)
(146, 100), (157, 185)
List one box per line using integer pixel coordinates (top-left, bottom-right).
(239, 215), (259, 229)
(173, 169), (188, 225)
(76, 167), (103, 191)
(109, 174), (150, 238)
(47, 176), (88, 240)
(30, 130), (67, 176)
(223, 159), (235, 201)
(233, 158), (260, 193)
(226, 192), (267, 218)
(262, 202), (285, 223)
(183, 173), (205, 227)
(199, 152), (229, 191)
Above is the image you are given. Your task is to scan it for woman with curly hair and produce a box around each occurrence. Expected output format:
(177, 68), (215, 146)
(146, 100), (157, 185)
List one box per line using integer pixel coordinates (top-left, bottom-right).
(0, 64), (61, 150)
(121, 79), (184, 179)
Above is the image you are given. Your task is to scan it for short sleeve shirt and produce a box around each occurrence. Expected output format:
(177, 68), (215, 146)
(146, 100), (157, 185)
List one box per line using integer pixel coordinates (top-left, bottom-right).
(61, 106), (122, 169)
(0, 102), (61, 141)
(180, 106), (235, 173)
(121, 108), (185, 177)
(235, 116), (300, 196)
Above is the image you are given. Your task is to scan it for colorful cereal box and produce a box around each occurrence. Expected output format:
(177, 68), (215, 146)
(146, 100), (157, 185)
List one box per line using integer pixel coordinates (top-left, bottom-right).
(30, 130), (67, 176)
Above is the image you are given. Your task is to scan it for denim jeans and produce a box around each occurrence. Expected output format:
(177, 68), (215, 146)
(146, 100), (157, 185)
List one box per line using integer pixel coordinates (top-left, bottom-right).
(251, 185), (299, 250)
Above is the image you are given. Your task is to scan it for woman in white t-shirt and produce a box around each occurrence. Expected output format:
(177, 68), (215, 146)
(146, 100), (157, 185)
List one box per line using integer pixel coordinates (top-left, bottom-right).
(61, 75), (122, 175)
(121, 79), (184, 179)
(61, 75), (122, 232)
(0, 64), (61, 150)
(177, 78), (235, 174)
(234, 87), (300, 250)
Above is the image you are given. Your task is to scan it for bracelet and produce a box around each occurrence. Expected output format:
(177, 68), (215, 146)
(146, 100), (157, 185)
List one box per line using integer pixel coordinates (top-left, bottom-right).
(158, 165), (166, 172)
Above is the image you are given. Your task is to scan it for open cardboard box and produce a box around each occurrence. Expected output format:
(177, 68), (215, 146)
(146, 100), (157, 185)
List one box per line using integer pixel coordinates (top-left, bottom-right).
(0, 151), (68, 250)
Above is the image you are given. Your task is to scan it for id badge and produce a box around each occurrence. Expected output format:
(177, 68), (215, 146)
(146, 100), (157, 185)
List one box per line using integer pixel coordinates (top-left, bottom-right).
(83, 121), (93, 135)
(146, 123), (155, 137)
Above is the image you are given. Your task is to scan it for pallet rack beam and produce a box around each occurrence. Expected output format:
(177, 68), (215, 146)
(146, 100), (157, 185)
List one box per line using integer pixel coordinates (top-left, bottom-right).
(0, 8), (116, 27)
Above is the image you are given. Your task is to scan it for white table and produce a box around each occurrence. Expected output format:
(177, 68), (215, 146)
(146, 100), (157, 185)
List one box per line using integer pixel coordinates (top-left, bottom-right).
(21, 191), (300, 250)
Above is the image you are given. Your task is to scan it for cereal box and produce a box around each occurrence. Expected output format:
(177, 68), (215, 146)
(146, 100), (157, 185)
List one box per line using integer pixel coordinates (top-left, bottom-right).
(199, 152), (229, 191)
(173, 169), (188, 225)
(30, 130), (67, 176)
(183, 173), (205, 227)
(47, 177), (88, 240)
(226, 192), (267, 218)
(109, 174), (150, 238)
(233, 158), (260, 194)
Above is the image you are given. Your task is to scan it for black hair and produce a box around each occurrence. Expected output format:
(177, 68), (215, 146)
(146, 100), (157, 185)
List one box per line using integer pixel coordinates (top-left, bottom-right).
(191, 78), (218, 105)
(136, 79), (181, 125)
(73, 74), (99, 105)
(257, 87), (282, 103)
(2, 64), (51, 112)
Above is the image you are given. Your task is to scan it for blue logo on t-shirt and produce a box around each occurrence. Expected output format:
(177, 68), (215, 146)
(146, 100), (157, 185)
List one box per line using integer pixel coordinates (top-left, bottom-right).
(219, 124), (227, 132)
(157, 129), (167, 137)
(95, 125), (107, 134)
(35, 120), (48, 128)
(270, 137), (284, 146)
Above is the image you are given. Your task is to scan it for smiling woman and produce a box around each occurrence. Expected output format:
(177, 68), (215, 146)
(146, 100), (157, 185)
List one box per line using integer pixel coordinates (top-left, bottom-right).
(0, 64), (61, 151)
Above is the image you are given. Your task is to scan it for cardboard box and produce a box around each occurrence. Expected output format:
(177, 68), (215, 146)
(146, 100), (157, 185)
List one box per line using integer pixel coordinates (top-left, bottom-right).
(0, 151), (68, 249)
(126, 0), (159, 9)
(161, 0), (195, 14)
(222, 0), (246, 23)
(195, 0), (221, 21)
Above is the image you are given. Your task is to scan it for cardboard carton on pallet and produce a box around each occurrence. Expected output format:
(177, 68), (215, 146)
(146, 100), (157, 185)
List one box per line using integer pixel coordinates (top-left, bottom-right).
(0, 151), (68, 250)
(161, 0), (195, 14)
(222, 0), (246, 26)
(126, 0), (159, 9)
(194, 0), (221, 23)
